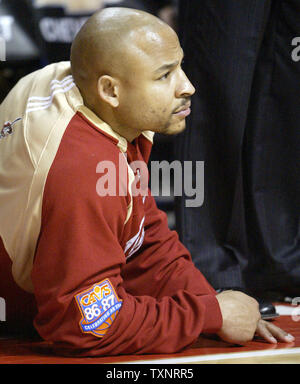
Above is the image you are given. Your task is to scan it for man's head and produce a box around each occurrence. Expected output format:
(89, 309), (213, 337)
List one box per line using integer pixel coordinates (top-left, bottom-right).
(71, 7), (195, 142)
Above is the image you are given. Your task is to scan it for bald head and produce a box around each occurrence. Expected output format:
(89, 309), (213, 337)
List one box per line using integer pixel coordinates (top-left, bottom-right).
(70, 7), (194, 142)
(70, 7), (173, 104)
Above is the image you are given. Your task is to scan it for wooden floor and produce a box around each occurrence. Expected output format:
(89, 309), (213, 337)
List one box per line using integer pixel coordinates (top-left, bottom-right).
(0, 304), (300, 364)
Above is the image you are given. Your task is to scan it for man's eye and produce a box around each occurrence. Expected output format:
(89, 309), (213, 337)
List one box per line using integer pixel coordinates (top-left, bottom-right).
(159, 72), (170, 80)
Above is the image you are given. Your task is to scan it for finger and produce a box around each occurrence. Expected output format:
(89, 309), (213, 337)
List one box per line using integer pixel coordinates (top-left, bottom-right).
(262, 321), (295, 343)
(256, 320), (278, 343)
(256, 320), (295, 344)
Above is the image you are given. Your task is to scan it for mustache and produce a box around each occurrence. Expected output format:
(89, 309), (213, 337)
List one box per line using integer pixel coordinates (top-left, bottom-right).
(173, 98), (191, 113)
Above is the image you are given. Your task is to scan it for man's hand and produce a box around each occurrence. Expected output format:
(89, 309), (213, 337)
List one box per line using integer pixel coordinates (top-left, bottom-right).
(216, 290), (260, 344)
(216, 290), (295, 345)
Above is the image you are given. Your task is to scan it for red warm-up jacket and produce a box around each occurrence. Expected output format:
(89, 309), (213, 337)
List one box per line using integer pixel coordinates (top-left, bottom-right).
(0, 62), (222, 356)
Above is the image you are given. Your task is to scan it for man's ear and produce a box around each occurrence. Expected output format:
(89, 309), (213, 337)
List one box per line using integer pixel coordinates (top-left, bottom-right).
(97, 75), (119, 107)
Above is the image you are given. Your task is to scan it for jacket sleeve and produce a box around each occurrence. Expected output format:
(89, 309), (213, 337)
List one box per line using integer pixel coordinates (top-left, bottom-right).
(122, 193), (219, 299)
(32, 166), (222, 357)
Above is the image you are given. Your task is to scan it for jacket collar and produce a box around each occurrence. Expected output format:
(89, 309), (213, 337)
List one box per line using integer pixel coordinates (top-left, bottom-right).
(77, 105), (154, 153)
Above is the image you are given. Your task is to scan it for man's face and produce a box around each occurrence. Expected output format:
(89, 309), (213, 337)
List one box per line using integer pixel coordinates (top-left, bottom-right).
(115, 26), (195, 138)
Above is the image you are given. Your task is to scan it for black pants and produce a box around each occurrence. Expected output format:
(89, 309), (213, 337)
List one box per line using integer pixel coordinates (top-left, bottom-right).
(175, 0), (300, 296)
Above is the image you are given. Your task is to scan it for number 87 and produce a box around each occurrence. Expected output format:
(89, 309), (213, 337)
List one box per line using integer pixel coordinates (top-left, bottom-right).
(101, 294), (115, 311)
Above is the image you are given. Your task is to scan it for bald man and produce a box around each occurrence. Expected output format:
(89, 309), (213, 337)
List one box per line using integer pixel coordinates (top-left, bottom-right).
(0, 8), (293, 356)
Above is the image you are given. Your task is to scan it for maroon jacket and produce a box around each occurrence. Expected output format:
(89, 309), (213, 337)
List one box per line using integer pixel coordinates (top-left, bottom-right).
(0, 62), (222, 357)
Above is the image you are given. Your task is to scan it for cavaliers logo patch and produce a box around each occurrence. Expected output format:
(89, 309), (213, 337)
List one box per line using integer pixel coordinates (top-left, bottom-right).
(75, 279), (122, 338)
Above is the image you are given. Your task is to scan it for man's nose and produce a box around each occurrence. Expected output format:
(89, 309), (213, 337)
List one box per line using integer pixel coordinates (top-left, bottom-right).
(176, 69), (196, 98)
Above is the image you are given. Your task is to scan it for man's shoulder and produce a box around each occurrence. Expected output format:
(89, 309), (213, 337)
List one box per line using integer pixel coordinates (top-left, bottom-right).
(56, 110), (125, 169)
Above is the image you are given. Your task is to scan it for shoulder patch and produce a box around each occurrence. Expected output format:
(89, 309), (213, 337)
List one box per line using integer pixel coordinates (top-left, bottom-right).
(75, 279), (122, 338)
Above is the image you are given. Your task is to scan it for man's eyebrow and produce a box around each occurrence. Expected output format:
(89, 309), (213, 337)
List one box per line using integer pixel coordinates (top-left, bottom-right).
(154, 51), (185, 74)
(154, 60), (180, 74)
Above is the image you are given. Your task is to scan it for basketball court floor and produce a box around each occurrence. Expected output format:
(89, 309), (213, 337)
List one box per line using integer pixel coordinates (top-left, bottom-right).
(0, 303), (299, 364)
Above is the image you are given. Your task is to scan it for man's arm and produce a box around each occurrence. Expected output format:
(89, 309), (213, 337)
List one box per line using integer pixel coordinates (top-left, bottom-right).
(122, 192), (218, 299)
(31, 161), (222, 357)
(122, 194), (295, 346)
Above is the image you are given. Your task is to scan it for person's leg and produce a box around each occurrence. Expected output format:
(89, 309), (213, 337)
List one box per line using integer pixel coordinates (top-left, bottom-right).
(175, 0), (270, 289)
(241, 0), (300, 298)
